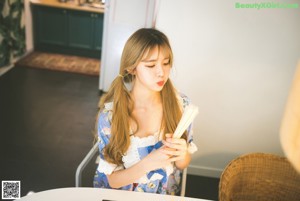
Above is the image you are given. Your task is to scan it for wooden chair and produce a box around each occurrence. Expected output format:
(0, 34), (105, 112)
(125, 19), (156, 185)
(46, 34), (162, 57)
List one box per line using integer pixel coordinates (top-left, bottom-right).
(219, 153), (300, 201)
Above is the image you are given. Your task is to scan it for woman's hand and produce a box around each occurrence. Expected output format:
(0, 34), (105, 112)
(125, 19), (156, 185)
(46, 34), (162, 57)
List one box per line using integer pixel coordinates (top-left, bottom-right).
(141, 146), (173, 172)
(161, 133), (188, 161)
(141, 133), (191, 172)
(161, 133), (191, 169)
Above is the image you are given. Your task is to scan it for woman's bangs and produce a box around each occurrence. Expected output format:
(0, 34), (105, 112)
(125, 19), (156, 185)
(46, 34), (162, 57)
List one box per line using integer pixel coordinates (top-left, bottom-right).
(160, 44), (173, 62)
(141, 43), (173, 64)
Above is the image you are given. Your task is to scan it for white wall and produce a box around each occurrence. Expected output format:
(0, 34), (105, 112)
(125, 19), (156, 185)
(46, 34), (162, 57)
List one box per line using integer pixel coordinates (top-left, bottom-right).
(99, 0), (157, 91)
(156, 0), (300, 177)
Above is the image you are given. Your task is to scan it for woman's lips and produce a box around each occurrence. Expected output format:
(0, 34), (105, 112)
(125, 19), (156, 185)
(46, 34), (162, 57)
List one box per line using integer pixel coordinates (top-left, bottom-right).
(157, 81), (164, 86)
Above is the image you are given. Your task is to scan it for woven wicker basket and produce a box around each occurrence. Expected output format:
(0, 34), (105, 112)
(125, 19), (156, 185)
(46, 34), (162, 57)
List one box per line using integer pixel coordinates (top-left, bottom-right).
(219, 153), (300, 201)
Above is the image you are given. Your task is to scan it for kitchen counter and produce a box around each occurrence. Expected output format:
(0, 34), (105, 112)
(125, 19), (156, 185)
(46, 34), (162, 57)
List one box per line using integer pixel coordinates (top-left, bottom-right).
(30, 0), (105, 13)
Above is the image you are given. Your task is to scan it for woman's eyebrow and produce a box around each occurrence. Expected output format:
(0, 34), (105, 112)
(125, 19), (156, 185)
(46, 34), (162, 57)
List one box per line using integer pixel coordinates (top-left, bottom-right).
(141, 59), (157, 62)
(141, 58), (170, 62)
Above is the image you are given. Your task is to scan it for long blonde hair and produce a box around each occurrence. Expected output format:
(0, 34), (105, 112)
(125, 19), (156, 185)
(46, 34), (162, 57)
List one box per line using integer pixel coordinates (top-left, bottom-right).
(98, 28), (184, 165)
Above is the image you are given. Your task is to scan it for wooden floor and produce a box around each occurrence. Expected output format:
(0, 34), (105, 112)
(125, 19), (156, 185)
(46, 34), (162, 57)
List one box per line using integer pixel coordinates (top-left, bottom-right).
(0, 66), (219, 200)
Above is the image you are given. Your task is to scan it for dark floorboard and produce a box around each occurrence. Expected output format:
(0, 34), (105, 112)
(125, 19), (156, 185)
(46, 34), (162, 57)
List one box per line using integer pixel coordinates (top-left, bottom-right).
(0, 66), (219, 200)
(186, 174), (219, 200)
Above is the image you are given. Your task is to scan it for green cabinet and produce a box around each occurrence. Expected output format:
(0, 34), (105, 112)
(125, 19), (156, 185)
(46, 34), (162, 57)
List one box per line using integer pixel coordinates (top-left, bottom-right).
(34, 6), (68, 46)
(32, 5), (104, 59)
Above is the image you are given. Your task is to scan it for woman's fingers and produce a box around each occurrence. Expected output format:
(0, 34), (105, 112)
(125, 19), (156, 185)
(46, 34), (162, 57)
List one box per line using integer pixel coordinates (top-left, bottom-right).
(162, 141), (186, 151)
(162, 139), (187, 151)
(165, 133), (173, 138)
(166, 137), (186, 145)
(161, 148), (182, 156)
(160, 134), (188, 162)
(157, 146), (187, 163)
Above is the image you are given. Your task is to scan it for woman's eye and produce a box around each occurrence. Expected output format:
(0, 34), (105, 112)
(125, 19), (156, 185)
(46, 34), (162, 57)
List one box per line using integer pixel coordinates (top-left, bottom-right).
(163, 63), (170, 66)
(145, 65), (155, 68)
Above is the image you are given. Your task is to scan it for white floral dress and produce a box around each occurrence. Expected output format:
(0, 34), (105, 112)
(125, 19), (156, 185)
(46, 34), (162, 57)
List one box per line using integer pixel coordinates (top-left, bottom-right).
(93, 94), (198, 195)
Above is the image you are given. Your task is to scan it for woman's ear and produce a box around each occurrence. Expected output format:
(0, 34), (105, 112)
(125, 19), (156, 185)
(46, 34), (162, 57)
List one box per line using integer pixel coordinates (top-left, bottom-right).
(126, 68), (136, 75)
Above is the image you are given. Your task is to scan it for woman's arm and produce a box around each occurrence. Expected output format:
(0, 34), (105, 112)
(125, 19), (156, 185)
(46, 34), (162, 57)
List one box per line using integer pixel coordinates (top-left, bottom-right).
(106, 158), (148, 188)
(174, 152), (191, 170)
(107, 147), (173, 188)
(107, 136), (192, 188)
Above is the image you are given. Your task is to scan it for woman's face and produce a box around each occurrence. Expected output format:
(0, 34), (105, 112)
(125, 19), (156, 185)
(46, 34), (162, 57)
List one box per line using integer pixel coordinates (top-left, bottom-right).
(133, 46), (171, 92)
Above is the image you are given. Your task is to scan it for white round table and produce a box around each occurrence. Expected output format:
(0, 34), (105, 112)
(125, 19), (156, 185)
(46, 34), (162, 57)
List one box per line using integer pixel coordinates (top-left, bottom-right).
(18, 187), (211, 201)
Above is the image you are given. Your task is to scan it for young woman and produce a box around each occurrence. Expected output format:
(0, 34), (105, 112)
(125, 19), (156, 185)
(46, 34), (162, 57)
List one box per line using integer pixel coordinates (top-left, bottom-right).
(93, 28), (197, 195)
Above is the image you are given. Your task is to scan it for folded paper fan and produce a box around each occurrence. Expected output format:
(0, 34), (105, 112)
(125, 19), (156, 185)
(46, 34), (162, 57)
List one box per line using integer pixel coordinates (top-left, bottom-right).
(173, 104), (199, 139)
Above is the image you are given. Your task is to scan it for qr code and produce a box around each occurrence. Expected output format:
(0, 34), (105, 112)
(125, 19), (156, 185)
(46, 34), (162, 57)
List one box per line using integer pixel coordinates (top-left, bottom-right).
(2, 181), (20, 199)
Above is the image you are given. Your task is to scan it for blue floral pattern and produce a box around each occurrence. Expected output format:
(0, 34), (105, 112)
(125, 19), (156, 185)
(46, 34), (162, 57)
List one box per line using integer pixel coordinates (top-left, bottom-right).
(93, 93), (197, 195)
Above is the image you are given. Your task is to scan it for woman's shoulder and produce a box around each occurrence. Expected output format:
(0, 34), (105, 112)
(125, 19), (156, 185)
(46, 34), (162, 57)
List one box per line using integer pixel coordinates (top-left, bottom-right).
(103, 101), (113, 111)
(99, 101), (113, 114)
(98, 101), (113, 124)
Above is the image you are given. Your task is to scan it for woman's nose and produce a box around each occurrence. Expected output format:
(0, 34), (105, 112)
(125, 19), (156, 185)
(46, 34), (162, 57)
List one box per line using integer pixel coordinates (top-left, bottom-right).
(156, 64), (164, 77)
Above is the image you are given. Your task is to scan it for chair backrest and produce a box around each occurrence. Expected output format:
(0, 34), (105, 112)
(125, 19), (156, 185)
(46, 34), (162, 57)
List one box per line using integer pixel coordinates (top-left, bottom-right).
(180, 168), (187, 197)
(75, 142), (99, 187)
(219, 153), (300, 201)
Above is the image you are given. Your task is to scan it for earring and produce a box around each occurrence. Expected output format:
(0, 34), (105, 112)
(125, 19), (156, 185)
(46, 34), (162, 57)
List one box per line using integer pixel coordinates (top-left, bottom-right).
(123, 74), (134, 92)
